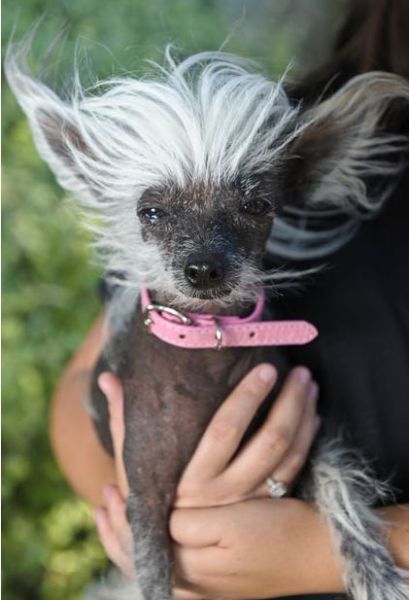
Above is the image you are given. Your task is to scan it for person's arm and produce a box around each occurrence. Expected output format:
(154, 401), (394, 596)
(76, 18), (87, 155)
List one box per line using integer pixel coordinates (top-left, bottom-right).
(50, 320), (409, 597)
(49, 313), (118, 507)
(170, 499), (409, 598)
(96, 375), (409, 599)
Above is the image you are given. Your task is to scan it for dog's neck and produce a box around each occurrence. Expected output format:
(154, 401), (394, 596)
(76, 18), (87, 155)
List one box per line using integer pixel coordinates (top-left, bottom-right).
(140, 287), (317, 350)
(149, 290), (257, 318)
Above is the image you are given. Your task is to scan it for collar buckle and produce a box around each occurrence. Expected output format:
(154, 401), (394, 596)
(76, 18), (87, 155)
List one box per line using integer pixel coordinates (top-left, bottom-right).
(143, 303), (193, 331)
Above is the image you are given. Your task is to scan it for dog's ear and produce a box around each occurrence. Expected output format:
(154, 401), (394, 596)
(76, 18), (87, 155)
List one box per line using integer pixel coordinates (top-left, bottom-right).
(286, 71), (409, 216)
(5, 49), (97, 203)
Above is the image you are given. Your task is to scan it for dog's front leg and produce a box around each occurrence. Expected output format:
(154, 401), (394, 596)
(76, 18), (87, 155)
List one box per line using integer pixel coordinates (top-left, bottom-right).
(306, 439), (409, 600)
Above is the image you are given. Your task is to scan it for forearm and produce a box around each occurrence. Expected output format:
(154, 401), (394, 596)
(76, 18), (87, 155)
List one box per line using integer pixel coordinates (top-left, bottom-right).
(171, 498), (409, 599)
(377, 504), (409, 570)
(301, 502), (409, 595)
(49, 313), (117, 507)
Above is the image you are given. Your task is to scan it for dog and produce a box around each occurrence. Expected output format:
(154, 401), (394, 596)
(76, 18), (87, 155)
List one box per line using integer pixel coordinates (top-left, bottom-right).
(6, 38), (409, 600)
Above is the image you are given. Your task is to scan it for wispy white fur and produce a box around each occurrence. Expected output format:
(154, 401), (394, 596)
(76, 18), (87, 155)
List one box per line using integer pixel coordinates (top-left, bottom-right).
(85, 568), (143, 600)
(6, 41), (409, 293)
(268, 72), (409, 260)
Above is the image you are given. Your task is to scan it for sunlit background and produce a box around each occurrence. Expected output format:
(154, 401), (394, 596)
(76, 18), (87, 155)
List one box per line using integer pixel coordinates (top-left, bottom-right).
(2, 1), (344, 597)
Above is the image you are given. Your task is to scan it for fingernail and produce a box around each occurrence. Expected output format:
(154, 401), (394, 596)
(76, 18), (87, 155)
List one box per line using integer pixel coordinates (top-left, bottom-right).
(98, 373), (109, 394)
(308, 381), (319, 402)
(103, 484), (114, 502)
(258, 364), (276, 383)
(293, 366), (311, 384)
(94, 506), (105, 525)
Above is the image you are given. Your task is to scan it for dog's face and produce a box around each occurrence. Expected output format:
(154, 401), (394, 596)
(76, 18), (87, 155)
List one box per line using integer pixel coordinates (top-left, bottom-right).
(137, 176), (278, 303)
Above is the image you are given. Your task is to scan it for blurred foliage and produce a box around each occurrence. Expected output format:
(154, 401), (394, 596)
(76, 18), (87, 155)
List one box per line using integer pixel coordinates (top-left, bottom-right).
(2, 0), (343, 598)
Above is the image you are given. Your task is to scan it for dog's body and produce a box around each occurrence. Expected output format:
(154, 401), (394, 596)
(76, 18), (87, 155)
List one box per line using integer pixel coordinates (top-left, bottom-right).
(6, 39), (409, 599)
(91, 302), (276, 598)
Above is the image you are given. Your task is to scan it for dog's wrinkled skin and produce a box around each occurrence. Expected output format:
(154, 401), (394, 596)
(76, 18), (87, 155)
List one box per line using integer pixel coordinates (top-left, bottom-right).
(6, 40), (409, 599)
(138, 179), (277, 305)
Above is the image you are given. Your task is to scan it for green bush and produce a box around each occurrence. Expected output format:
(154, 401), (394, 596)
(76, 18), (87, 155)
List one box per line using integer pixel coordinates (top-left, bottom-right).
(2, 1), (342, 597)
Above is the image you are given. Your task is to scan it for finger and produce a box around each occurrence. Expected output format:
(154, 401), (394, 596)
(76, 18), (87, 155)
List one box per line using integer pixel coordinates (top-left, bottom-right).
(174, 583), (207, 600)
(169, 508), (223, 548)
(173, 544), (224, 593)
(98, 373), (129, 496)
(95, 506), (121, 562)
(180, 364), (277, 483)
(103, 485), (133, 554)
(98, 373), (124, 458)
(271, 382), (320, 487)
(94, 507), (135, 579)
(222, 367), (312, 495)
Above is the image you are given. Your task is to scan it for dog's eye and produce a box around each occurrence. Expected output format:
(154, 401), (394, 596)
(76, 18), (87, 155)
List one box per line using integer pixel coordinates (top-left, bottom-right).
(240, 198), (272, 217)
(138, 207), (167, 224)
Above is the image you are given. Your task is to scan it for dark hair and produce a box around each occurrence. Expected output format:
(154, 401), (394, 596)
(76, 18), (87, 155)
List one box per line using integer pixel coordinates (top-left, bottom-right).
(292, 0), (409, 103)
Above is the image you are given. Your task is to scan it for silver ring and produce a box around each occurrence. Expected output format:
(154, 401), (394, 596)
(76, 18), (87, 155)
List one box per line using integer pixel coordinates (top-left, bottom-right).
(143, 303), (193, 330)
(266, 476), (288, 498)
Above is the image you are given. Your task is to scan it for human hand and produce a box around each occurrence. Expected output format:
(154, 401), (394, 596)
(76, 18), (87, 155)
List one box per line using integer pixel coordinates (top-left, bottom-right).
(175, 363), (320, 508)
(93, 374), (134, 578)
(171, 363), (323, 598)
(95, 364), (321, 597)
(171, 496), (343, 599)
(96, 489), (339, 600)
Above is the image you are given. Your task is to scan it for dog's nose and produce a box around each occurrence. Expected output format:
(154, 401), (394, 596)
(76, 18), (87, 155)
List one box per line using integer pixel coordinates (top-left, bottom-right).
(184, 254), (226, 289)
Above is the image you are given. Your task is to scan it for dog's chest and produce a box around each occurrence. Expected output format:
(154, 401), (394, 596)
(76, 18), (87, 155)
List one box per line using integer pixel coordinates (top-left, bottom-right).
(115, 305), (285, 485)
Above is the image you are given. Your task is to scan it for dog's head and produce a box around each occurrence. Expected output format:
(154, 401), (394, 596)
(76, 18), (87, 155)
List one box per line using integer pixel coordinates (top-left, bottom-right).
(136, 177), (279, 305)
(6, 45), (409, 311)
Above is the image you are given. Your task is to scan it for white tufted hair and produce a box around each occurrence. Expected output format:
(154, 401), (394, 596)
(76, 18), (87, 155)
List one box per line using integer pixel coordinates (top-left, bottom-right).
(5, 35), (409, 307)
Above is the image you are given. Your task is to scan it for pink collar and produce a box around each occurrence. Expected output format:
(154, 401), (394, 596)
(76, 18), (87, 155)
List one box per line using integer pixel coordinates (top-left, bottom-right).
(140, 288), (318, 350)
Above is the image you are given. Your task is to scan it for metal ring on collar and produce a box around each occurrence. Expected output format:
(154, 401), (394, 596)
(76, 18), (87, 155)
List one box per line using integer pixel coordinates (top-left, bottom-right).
(213, 319), (223, 350)
(143, 303), (193, 330)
